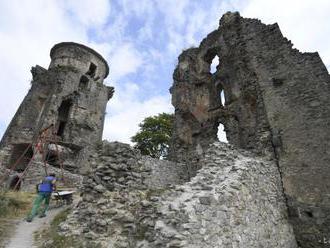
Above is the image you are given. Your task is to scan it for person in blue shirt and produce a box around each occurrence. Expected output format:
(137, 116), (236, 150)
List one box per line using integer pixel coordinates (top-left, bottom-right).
(26, 173), (57, 222)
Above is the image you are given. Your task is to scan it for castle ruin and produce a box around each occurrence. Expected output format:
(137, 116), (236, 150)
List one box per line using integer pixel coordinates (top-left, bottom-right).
(1, 12), (330, 248)
(170, 12), (330, 247)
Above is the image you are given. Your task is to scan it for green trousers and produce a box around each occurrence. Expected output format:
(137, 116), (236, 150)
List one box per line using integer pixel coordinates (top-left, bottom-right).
(27, 192), (51, 221)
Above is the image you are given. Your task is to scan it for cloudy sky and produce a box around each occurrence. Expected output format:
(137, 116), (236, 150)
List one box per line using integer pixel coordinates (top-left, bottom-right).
(0, 0), (329, 144)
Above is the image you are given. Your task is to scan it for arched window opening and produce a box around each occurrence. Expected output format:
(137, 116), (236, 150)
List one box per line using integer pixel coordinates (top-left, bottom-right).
(217, 123), (228, 143)
(220, 90), (226, 106)
(210, 55), (219, 74)
(57, 99), (72, 137)
(86, 63), (97, 77)
(9, 143), (33, 171)
(79, 75), (89, 90)
(216, 82), (226, 107)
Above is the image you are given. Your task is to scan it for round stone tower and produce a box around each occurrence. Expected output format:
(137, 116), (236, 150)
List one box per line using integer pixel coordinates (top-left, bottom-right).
(49, 42), (109, 81)
(0, 42), (114, 174)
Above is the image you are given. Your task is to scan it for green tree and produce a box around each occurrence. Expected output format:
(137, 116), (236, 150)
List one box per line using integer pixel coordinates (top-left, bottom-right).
(131, 113), (174, 159)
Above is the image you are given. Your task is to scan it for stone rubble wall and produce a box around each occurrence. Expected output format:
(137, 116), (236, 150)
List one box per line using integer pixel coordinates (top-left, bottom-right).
(58, 141), (297, 248)
(58, 141), (187, 247)
(151, 142), (297, 248)
(141, 156), (189, 188)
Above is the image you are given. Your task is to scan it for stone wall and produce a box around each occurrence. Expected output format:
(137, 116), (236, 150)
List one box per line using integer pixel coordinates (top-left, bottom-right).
(58, 141), (296, 248)
(152, 142), (296, 248)
(169, 12), (330, 246)
(58, 141), (187, 247)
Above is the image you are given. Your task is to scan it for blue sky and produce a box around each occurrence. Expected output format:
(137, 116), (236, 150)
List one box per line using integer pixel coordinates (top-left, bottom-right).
(0, 0), (329, 144)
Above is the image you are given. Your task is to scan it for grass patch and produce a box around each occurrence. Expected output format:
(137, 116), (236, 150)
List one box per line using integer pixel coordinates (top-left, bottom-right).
(0, 191), (34, 218)
(35, 208), (83, 248)
(0, 191), (34, 246)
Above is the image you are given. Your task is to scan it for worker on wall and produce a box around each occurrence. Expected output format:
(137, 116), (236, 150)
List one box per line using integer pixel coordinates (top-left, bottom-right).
(26, 173), (57, 222)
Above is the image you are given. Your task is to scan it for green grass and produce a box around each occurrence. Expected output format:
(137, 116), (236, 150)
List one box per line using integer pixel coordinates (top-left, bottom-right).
(0, 191), (34, 217)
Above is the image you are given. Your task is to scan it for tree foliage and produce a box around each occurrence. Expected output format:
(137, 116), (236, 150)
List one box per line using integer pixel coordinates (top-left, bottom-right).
(131, 113), (174, 159)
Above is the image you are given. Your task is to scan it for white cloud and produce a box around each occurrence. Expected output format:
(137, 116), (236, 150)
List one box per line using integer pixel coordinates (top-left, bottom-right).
(108, 43), (145, 82)
(155, 0), (228, 56)
(121, 0), (154, 18)
(60, 0), (111, 27)
(241, 0), (330, 65)
(103, 82), (173, 143)
(156, 0), (189, 28)
(0, 0), (87, 126)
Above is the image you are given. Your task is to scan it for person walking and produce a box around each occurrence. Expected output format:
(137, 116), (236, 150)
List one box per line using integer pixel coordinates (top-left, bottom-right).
(26, 173), (56, 222)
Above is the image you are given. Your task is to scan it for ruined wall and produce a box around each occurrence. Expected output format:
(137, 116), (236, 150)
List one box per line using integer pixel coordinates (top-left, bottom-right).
(0, 42), (114, 174)
(170, 12), (330, 247)
(58, 141), (187, 247)
(152, 142), (297, 248)
(58, 142), (296, 248)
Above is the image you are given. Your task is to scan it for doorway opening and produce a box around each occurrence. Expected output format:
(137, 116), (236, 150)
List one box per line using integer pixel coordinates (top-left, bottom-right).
(9, 143), (33, 171)
(57, 99), (72, 137)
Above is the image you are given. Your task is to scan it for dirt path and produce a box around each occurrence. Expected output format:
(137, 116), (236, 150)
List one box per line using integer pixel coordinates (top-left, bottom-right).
(5, 207), (64, 248)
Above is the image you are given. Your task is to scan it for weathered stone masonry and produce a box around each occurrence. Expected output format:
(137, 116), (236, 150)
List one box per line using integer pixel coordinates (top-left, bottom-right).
(59, 142), (297, 248)
(170, 12), (330, 247)
(0, 12), (329, 248)
(0, 42), (114, 175)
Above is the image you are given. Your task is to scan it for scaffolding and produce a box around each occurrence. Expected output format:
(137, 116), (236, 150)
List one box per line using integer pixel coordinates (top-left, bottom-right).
(0, 124), (66, 190)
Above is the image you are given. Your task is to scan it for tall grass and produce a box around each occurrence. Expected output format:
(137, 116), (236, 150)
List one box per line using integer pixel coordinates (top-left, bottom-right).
(0, 191), (33, 217)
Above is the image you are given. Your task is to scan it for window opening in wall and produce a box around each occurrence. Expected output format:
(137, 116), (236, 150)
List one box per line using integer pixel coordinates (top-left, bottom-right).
(210, 55), (219, 74)
(9, 143), (33, 172)
(220, 90), (226, 106)
(86, 63), (97, 77)
(57, 99), (72, 137)
(79, 75), (89, 90)
(9, 175), (21, 190)
(217, 123), (228, 143)
(216, 82), (226, 107)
